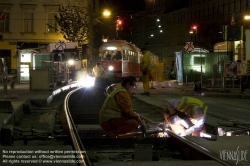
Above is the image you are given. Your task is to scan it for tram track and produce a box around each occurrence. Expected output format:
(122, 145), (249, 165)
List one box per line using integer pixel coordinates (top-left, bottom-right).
(64, 86), (239, 166)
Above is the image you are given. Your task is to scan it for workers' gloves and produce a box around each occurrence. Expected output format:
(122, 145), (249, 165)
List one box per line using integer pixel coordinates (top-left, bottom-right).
(178, 126), (195, 136)
(168, 114), (193, 128)
(167, 113), (194, 136)
(140, 119), (147, 133)
(137, 114), (147, 133)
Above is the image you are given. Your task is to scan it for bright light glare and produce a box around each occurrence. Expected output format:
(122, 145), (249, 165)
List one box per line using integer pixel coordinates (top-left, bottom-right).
(200, 132), (212, 138)
(103, 10), (111, 17)
(68, 59), (74, 65)
(79, 75), (95, 87)
(244, 15), (250, 20)
(108, 66), (114, 70)
(107, 46), (117, 50)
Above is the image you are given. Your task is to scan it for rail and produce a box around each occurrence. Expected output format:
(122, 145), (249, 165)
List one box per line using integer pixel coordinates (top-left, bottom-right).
(166, 130), (236, 166)
(64, 86), (243, 165)
(64, 87), (92, 166)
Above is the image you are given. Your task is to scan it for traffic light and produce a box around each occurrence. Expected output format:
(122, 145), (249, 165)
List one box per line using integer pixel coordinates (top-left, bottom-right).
(116, 19), (123, 30)
(192, 25), (198, 34)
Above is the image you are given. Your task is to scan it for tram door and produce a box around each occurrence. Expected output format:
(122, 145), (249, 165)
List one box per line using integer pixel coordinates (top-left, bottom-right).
(19, 53), (31, 83)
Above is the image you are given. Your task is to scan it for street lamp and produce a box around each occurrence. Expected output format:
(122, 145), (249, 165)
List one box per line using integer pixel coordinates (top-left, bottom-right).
(244, 15), (250, 20)
(103, 10), (111, 17)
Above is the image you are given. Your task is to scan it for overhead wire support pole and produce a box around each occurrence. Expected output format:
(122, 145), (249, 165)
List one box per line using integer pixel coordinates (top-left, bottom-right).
(200, 48), (203, 92)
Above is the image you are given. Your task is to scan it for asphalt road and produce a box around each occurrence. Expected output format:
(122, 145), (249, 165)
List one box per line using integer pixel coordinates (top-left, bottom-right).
(134, 81), (250, 124)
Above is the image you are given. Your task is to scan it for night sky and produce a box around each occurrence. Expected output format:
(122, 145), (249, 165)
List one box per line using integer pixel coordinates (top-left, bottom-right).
(95, 0), (146, 46)
(100, 0), (145, 15)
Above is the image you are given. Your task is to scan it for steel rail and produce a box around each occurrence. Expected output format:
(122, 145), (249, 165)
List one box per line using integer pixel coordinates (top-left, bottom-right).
(64, 87), (92, 166)
(167, 130), (236, 166)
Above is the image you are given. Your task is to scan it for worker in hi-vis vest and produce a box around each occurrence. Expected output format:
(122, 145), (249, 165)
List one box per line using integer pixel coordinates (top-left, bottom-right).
(92, 62), (105, 77)
(99, 76), (146, 137)
(163, 96), (208, 136)
(140, 48), (152, 95)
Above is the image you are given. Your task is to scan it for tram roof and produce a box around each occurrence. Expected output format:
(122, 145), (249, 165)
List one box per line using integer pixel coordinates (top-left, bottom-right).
(100, 40), (140, 51)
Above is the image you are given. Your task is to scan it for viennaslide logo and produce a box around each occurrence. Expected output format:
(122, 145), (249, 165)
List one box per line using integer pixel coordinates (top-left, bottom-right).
(219, 146), (248, 165)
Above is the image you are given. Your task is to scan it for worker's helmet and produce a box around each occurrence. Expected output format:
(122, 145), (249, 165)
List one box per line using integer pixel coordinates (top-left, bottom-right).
(190, 106), (204, 119)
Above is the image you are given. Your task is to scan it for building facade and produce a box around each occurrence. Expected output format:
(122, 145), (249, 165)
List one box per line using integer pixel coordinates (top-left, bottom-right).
(0, 0), (98, 82)
(131, 0), (250, 70)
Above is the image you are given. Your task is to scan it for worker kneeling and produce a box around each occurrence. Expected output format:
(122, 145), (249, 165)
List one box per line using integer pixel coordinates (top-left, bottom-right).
(163, 97), (208, 136)
(99, 76), (146, 138)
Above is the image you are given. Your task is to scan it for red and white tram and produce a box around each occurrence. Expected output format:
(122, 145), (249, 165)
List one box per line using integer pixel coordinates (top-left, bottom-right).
(99, 40), (142, 80)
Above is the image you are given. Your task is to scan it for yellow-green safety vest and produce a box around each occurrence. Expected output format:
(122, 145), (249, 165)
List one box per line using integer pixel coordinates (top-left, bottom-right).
(99, 85), (126, 123)
(141, 51), (152, 71)
(93, 66), (103, 77)
(176, 96), (208, 119)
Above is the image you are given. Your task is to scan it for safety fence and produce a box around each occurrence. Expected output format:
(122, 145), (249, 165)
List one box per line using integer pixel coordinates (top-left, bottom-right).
(182, 62), (245, 92)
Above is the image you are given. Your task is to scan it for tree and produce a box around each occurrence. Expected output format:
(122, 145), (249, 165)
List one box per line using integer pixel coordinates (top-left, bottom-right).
(53, 2), (91, 43)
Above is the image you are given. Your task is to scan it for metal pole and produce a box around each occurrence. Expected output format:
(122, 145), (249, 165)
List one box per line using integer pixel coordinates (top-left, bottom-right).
(3, 60), (8, 95)
(4, 76), (7, 95)
(185, 65), (187, 85)
(221, 60), (225, 92)
(200, 48), (202, 91)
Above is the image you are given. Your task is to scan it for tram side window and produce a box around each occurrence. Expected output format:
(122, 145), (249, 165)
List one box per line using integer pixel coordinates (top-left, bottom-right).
(134, 52), (138, 63)
(112, 51), (122, 60)
(123, 50), (128, 61)
(128, 51), (135, 62)
(131, 52), (134, 62)
(128, 51), (133, 62)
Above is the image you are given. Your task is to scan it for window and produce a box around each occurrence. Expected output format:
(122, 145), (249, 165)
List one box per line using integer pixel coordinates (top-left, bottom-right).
(47, 13), (57, 33)
(123, 50), (128, 61)
(194, 57), (205, 65)
(24, 13), (34, 32)
(0, 13), (9, 32)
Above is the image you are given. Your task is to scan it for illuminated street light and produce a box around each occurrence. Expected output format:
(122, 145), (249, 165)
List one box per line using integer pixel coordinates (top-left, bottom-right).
(103, 10), (111, 17)
(244, 15), (250, 20)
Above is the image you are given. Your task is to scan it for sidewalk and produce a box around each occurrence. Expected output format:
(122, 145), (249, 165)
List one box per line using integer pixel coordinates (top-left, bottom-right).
(145, 79), (250, 99)
(0, 82), (79, 130)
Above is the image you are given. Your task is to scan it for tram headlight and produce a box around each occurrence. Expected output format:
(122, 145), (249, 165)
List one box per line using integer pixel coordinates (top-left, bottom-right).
(108, 66), (114, 71)
(68, 59), (74, 65)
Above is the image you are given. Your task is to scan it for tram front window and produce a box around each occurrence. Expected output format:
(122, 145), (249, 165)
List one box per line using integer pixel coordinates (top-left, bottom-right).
(112, 51), (122, 60)
(102, 51), (122, 61)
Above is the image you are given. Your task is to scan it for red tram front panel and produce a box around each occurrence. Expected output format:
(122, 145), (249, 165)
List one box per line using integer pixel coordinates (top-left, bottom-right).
(101, 61), (122, 78)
